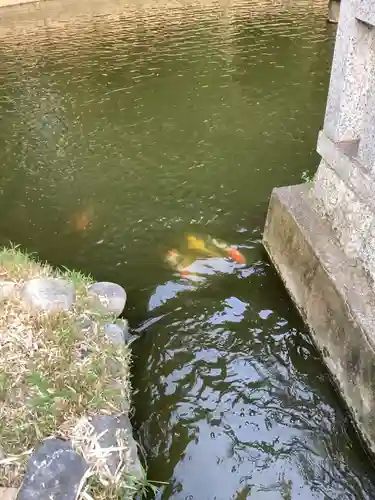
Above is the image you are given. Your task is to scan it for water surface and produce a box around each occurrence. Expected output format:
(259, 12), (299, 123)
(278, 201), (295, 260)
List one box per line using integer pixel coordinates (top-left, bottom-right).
(0, 0), (375, 498)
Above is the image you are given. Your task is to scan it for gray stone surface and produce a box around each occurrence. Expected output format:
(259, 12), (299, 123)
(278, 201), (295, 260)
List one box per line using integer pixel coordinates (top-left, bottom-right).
(311, 158), (373, 264)
(312, 134), (375, 285)
(16, 437), (88, 500)
(315, 131), (375, 210)
(87, 281), (127, 317)
(308, 0), (375, 296)
(356, 0), (375, 27)
(263, 0), (375, 467)
(323, 0), (372, 143)
(103, 319), (133, 345)
(22, 278), (75, 313)
(115, 318), (130, 338)
(103, 323), (127, 346)
(103, 323), (126, 346)
(263, 184), (375, 456)
(327, 0), (341, 23)
(356, 28), (375, 169)
(0, 280), (17, 300)
(88, 414), (143, 480)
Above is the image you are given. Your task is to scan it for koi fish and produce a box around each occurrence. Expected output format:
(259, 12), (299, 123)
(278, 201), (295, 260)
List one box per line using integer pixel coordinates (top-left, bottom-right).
(71, 206), (94, 232)
(165, 234), (246, 280)
(186, 234), (246, 265)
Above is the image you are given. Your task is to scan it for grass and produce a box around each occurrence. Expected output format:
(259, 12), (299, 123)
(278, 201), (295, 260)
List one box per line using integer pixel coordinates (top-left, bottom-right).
(301, 170), (315, 183)
(82, 464), (165, 500)
(0, 245), (150, 499)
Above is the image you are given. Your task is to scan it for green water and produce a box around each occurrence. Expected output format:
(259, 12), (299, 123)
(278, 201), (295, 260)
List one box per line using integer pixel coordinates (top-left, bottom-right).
(1, 0), (375, 498)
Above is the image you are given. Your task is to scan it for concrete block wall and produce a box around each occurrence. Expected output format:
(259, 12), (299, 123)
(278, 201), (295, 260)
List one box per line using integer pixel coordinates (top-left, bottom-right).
(311, 0), (375, 285)
(263, 0), (375, 457)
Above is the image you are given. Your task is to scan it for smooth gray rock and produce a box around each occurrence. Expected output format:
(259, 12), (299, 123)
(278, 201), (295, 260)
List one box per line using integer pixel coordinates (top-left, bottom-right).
(103, 319), (133, 346)
(16, 437), (88, 500)
(89, 414), (143, 480)
(116, 319), (137, 344)
(103, 323), (126, 346)
(87, 281), (127, 317)
(22, 278), (75, 313)
(115, 318), (130, 338)
(0, 281), (17, 300)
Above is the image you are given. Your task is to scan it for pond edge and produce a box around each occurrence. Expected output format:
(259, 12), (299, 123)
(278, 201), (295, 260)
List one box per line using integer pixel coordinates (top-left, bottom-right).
(0, 245), (145, 500)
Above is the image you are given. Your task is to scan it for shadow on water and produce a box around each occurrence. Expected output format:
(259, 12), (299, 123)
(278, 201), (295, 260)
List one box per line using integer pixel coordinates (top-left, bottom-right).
(0, 0), (375, 498)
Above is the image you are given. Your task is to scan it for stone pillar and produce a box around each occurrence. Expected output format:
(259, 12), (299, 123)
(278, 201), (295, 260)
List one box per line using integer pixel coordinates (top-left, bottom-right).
(263, 0), (375, 457)
(327, 0), (341, 24)
(323, 0), (371, 143)
(311, 0), (375, 279)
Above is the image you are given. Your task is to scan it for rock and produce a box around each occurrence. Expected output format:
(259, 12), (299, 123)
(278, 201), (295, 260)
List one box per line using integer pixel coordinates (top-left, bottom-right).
(327, 0), (340, 23)
(0, 281), (17, 300)
(115, 318), (132, 340)
(22, 278), (75, 313)
(0, 488), (17, 500)
(88, 414), (143, 480)
(103, 323), (126, 346)
(16, 437), (88, 500)
(103, 319), (133, 346)
(87, 282), (126, 317)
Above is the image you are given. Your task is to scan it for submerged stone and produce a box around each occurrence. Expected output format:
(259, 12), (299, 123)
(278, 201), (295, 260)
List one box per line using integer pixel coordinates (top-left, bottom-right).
(22, 278), (75, 313)
(16, 437), (88, 500)
(87, 281), (127, 317)
(88, 414), (143, 480)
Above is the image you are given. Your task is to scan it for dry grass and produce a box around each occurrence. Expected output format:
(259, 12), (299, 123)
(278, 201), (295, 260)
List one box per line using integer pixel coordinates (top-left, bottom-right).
(0, 245), (144, 499)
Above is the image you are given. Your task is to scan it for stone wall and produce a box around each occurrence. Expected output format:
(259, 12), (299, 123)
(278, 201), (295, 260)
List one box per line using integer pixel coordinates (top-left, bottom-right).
(263, 0), (375, 457)
(327, 0), (341, 23)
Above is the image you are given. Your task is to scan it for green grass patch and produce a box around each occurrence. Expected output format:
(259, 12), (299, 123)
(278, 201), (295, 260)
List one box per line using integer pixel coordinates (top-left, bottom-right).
(0, 246), (148, 498)
(301, 170), (315, 183)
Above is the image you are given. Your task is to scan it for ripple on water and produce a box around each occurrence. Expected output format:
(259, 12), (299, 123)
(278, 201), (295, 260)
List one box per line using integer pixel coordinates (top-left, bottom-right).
(134, 239), (375, 499)
(134, 260), (375, 499)
(0, 0), (373, 498)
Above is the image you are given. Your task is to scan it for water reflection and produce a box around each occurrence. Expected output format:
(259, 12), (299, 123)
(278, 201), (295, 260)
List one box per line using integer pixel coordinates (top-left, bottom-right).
(133, 244), (375, 499)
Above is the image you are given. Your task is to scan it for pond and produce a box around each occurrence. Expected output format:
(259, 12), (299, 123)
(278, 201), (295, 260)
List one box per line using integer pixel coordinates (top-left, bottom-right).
(1, 0), (375, 498)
